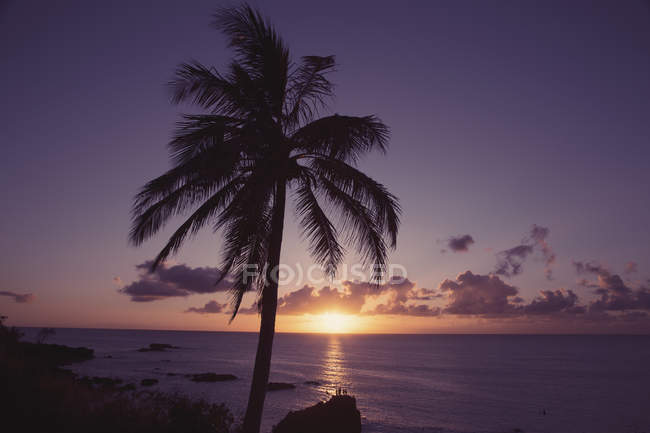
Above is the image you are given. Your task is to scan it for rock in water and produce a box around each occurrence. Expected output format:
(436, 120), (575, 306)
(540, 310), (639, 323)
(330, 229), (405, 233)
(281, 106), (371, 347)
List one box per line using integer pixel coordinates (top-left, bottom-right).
(187, 373), (237, 382)
(137, 343), (178, 352)
(273, 395), (361, 433)
(267, 382), (296, 391)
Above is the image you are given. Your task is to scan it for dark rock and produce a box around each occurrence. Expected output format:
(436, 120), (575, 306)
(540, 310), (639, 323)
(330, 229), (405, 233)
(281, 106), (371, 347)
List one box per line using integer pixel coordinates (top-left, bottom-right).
(187, 373), (237, 382)
(93, 376), (122, 386)
(304, 380), (321, 386)
(105, 355), (113, 359)
(20, 342), (94, 365)
(166, 372), (177, 376)
(267, 382), (296, 391)
(118, 383), (137, 391)
(77, 376), (122, 388)
(137, 343), (178, 352)
(273, 395), (361, 433)
(141, 378), (158, 386)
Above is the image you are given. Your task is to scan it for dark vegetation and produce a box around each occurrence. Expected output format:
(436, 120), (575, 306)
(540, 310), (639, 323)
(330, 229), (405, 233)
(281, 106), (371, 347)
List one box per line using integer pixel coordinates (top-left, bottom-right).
(0, 317), (233, 433)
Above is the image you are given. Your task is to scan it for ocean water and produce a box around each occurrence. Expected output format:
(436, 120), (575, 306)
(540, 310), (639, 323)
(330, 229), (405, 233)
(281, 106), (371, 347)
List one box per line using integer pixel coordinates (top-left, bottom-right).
(21, 329), (650, 433)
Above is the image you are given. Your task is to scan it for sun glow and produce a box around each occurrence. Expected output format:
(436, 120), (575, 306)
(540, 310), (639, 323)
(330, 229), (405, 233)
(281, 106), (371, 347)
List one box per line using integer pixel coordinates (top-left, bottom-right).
(312, 312), (356, 334)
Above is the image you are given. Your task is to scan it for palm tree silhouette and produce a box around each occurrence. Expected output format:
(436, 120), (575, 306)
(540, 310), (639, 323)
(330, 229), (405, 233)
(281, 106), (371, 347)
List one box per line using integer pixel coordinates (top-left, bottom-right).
(129, 4), (400, 433)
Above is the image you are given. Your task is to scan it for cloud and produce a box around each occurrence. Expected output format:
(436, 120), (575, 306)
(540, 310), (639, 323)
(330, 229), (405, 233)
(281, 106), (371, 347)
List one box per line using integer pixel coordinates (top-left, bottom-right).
(0, 290), (35, 303)
(625, 261), (638, 274)
(495, 245), (534, 277)
(185, 300), (227, 314)
(439, 271), (521, 316)
(437, 271), (589, 317)
(530, 225), (556, 279)
(370, 302), (441, 316)
(239, 278), (441, 317)
(357, 278), (441, 316)
(524, 289), (585, 315)
(495, 224), (555, 279)
(120, 261), (231, 302)
(410, 287), (444, 301)
(573, 261), (650, 312)
(447, 235), (475, 253)
(277, 285), (363, 315)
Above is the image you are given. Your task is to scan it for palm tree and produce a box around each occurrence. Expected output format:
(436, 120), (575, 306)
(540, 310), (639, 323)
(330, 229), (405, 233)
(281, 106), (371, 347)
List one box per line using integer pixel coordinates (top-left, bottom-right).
(129, 4), (400, 433)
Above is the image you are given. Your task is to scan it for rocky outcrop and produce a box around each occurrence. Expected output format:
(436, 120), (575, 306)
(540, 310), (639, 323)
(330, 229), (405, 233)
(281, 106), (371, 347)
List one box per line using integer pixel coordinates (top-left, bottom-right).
(187, 373), (237, 382)
(268, 382), (296, 391)
(78, 376), (122, 387)
(20, 342), (94, 365)
(137, 343), (178, 352)
(140, 378), (158, 386)
(272, 395), (361, 433)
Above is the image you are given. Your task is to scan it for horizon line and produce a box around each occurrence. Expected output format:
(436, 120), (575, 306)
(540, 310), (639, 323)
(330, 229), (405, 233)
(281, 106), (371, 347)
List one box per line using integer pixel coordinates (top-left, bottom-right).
(13, 325), (650, 337)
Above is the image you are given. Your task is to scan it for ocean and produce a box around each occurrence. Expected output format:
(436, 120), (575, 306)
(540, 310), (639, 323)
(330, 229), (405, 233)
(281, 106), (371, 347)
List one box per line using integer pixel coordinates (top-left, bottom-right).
(21, 329), (650, 433)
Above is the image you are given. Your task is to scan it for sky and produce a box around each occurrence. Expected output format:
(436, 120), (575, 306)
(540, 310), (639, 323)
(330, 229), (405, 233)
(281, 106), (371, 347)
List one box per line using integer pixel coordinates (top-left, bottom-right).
(1, 0), (649, 333)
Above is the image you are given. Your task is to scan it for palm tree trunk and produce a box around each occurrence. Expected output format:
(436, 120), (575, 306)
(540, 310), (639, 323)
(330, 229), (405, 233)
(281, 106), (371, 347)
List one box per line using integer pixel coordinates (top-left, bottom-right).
(242, 180), (287, 433)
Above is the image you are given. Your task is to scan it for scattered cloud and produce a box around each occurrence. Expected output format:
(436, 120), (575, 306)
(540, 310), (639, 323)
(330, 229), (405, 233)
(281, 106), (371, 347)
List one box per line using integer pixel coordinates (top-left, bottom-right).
(185, 300), (227, 314)
(495, 245), (534, 277)
(239, 278), (440, 317)
(523, 289), (585, 315)
(447, 234), (475, 253)
(0, 290), (35, 303)
(277, 285), (364, 315)
(625, 261), (638, 274)
(529, 225), (556, 279)
(439, 271), (521, 316)
(225, 264), (650, 324)
(573, 261), (650, 312)
(120, 261), (230, 302)
(440, 234), (475, 254)
(495, 224), (555, 279)
(438, 272), (586, 317)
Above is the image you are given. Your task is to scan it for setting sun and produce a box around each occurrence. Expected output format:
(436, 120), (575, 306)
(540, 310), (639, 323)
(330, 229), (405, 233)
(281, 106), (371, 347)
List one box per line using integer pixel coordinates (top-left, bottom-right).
(312, 312), (356, 334)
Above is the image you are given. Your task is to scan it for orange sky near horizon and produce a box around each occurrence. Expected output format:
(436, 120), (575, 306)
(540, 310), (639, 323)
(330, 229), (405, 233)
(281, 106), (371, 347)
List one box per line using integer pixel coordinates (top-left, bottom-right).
(5, 293), (648, 335)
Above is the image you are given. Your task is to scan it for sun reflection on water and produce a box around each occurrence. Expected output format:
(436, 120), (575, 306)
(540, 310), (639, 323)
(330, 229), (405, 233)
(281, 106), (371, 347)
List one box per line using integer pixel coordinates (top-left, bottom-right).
(320, 335), (351, 394)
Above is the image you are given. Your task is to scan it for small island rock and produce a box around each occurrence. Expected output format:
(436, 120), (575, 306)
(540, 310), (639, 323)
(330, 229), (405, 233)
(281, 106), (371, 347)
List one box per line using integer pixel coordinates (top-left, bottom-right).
(140, 378), (158, 386)
(187, 373), (237, 382)
(273, 395), (361, 433)
(268, 382), (296, 391)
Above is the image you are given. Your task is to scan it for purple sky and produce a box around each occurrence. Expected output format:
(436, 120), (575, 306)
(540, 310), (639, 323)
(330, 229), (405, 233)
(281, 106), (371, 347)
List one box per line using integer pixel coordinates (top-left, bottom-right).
(1, 1), (649, 332)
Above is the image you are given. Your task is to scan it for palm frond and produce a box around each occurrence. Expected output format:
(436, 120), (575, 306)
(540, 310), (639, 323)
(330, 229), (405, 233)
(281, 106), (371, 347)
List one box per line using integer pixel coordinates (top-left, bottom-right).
(170, 114), (242, 165)
(291, 115), (389, 163)
(149, 176), (245, 270)
(284, 55), (336, 127)
(314, 176), (388, 283)
(130, 181), (215, 247)
(170, 61), (230, 109)
(211, 168), (275, 319)
(130, 148), (242, 245)
(310, 157), (400, 247)
(294, 172), (344, 278)
(213, 4), (289, 117)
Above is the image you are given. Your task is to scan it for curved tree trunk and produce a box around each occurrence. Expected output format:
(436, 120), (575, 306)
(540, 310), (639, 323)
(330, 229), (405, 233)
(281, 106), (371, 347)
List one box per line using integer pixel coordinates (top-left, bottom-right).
(242, 180), (287, 433)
